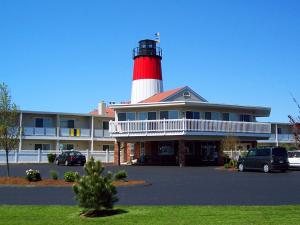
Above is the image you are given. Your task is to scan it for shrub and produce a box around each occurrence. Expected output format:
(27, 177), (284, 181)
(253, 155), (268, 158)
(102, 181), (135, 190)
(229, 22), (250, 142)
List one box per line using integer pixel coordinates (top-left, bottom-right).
(25, 169), (42, 182)
(47, 153), (56, 163)
(50, 170), (58, 180)
(73, 157), (126, 217)
(114, 170), (128, 181)
(224, 163), (230, 169)
(64, 171), (77, 182)
(229, 159), (238, 168)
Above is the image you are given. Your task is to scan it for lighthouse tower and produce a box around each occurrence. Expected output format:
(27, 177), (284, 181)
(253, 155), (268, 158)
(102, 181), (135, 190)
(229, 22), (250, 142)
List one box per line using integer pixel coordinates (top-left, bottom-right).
(131, 39), (163, 104)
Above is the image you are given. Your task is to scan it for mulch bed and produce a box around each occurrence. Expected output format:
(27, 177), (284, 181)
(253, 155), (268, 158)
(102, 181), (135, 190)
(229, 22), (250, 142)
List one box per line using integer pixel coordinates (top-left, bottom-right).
(215, 166), (238, 172)
(0, 177), (146, 187)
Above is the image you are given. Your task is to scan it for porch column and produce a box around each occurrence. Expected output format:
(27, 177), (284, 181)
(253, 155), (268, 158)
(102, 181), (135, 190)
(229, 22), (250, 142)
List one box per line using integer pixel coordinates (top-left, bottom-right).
(18, 112), (23, 151)
(90, 116), (94, 152)
(114, 141), (120, 166)
(178, 140), (186, 167)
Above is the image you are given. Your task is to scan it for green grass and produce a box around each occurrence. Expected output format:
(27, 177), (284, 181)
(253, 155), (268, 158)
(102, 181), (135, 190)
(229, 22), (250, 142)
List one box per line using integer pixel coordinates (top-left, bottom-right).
(0, 205), (300, 225)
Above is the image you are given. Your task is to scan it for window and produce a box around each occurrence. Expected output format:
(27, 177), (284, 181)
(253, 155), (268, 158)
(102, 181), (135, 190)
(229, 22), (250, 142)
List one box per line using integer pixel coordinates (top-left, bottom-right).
(35, 118), (43, 128)
(205, 112), (212, 120)
(256, 148), (271, 157)
(169, 110), (179, 119)
(103, 121), (109, 130)
(117, 112), (136, 121)
(34, 144), (50, 151)
(127, 112), (136, 121)
(118, 113), (126, 121)
(185, 142), (195, 155)
(272, 148), (287, 157)
(247, 149), (256, 157)
(138, 112), (148, 120)
(158, 142), (174, 155)
(60, 144), (74, 150)
(148, 112), (157, 120)
(183, 91), (191, 98)
(186, 111), (200, 119)
(102, 144), (114, 152)
(240, 114), (251, 122)
(222, 113), (229, 121)
(160, 111), (169, 119)
(277, 127), (282, 134)
(60, 120), (75, 128)
(140, 142), (145, 156)
(159, 111), (179, 119)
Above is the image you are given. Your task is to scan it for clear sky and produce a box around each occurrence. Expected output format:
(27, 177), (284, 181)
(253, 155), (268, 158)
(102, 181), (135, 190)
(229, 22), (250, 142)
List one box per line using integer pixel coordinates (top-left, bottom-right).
(1, 0), (299, 122)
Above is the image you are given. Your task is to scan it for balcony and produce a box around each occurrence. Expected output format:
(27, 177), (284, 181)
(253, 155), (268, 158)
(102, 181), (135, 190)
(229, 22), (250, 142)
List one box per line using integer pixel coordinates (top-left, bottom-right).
(60, 128), (90, 137)
(23, 127), (56, 136)
(94, 129), (111, 138)
(109, 119), (271, 138)
(265, 134), (296, 142)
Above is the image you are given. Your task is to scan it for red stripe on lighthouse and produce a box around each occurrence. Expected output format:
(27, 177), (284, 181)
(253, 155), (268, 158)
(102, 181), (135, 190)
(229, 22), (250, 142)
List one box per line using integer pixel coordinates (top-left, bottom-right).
(133, 56), (162, 80)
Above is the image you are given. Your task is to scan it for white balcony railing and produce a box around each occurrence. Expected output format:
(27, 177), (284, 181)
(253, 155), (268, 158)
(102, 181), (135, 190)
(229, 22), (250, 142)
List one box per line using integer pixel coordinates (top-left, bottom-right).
(109, 119), (271, 137)
(23, 127), (56, 136)
(268, 134), (295, 142)
(60, 128), (90, 137)
(94, 129), (111, 138)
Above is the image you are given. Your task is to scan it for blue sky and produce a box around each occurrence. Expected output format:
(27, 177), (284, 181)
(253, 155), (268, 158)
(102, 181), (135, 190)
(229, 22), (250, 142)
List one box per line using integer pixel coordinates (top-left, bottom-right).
(1, 0), (299, 122)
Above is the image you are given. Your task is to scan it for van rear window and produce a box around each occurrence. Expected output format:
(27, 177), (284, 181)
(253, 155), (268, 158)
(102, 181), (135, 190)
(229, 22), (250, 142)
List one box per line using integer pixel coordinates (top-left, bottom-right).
(272, 148), (287, 157)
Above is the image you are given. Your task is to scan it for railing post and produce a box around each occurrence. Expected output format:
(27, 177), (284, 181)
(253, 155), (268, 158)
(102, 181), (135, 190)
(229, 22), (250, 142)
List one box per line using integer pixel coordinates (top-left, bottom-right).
(15, 150), (18, 163)
(127, 121), (130, 135)
(163, 118), (166, 134)
(106, 149), (109, 163)
(38, 149), (41, 163)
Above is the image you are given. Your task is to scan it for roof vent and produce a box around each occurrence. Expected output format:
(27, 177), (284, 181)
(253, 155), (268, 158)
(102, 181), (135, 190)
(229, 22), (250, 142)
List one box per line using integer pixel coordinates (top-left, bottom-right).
(183, 91), (191, 98)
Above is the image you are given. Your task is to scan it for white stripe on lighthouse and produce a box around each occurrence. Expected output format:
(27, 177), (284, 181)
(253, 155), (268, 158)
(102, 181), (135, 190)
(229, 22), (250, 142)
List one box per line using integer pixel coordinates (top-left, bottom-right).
(131, 79), (163, 104)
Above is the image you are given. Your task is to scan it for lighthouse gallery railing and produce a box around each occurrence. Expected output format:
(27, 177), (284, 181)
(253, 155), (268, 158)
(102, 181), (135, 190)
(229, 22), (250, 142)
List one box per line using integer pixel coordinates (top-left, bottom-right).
(109, 119), (271, 136)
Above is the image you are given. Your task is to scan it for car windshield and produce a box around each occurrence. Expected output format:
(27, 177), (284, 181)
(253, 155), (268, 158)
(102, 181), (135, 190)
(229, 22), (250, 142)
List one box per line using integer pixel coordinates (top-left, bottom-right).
(288, 152), (300, 158)
(272, 148), (287, 157)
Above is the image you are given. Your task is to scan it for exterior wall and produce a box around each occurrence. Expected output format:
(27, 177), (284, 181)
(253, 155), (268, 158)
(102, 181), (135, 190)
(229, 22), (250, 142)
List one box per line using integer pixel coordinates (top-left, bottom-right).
(115, 106), (257, 122)
(93, 141), (115, 151)
(94, 117), (111, 129)
(59, 140), (90, 150)
(21, 140), (57, 150)
(22, 113), (56, 127)
(59, 115), (90, 128)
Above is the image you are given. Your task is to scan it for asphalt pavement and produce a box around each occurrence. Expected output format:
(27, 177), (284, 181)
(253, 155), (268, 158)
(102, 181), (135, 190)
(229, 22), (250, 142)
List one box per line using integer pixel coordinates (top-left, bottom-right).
(0, 164), (300, 205)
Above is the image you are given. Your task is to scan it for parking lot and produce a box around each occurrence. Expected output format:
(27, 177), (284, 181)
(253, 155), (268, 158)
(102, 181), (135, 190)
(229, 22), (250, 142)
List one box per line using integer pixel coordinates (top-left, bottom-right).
(0, 164), (300, 205)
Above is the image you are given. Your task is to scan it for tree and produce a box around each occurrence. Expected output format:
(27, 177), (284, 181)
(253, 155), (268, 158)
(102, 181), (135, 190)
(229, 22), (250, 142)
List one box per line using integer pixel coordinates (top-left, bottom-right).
(288, 96), (300, 148)
(0, 83), (20, 176)
(73, 157), (127, 217)
(221, 135), (240, 160)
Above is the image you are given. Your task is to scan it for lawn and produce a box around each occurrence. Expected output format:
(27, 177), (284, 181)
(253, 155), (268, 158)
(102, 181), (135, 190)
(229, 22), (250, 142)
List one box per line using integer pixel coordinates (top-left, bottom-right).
(1, 205), (300, 225)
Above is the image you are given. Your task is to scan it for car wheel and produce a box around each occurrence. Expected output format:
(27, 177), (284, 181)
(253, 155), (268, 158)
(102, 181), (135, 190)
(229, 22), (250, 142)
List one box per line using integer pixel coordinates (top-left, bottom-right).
(65, 160), (69, 166)
(263, 164), (270, 173)
(238, 163), (244, 172)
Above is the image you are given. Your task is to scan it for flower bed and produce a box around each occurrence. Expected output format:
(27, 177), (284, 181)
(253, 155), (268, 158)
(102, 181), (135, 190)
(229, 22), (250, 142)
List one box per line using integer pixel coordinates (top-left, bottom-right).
(0, 177), (146, 187)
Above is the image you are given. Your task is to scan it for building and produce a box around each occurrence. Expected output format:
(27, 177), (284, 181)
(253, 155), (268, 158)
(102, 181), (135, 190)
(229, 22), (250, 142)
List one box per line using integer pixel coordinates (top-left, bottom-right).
(258, 122), (296, 147)
(109, 39), (272, 166)
(20, 104), (114, 152)
(2, 38), (297, 165)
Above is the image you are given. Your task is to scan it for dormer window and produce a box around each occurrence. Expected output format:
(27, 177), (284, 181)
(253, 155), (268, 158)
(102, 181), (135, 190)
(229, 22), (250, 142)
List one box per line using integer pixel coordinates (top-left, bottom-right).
(183, 91), (191, 98)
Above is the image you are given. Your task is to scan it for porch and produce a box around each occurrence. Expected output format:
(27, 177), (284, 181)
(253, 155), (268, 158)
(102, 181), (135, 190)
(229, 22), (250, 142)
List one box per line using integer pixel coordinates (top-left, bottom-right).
(114, 140), (257, 167)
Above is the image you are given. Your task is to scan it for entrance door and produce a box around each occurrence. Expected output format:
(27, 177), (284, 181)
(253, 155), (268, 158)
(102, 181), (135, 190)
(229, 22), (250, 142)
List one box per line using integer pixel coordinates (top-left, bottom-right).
(201, 142), (218, 164)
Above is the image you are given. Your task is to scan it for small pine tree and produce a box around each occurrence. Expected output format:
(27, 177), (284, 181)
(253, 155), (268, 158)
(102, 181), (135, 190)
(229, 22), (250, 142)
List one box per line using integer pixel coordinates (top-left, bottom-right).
(73, 157), (126, 217)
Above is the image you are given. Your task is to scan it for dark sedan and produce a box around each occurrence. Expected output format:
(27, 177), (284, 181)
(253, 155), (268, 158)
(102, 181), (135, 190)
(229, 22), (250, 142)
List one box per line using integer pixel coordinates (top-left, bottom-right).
(55, 151), (86, 166)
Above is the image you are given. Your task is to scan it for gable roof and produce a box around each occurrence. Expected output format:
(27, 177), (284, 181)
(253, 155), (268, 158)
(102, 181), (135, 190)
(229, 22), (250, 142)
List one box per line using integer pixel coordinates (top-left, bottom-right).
(140, 86), (208, 103)
(89, 107), (115, 117)
(140, 87), (184, 103)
